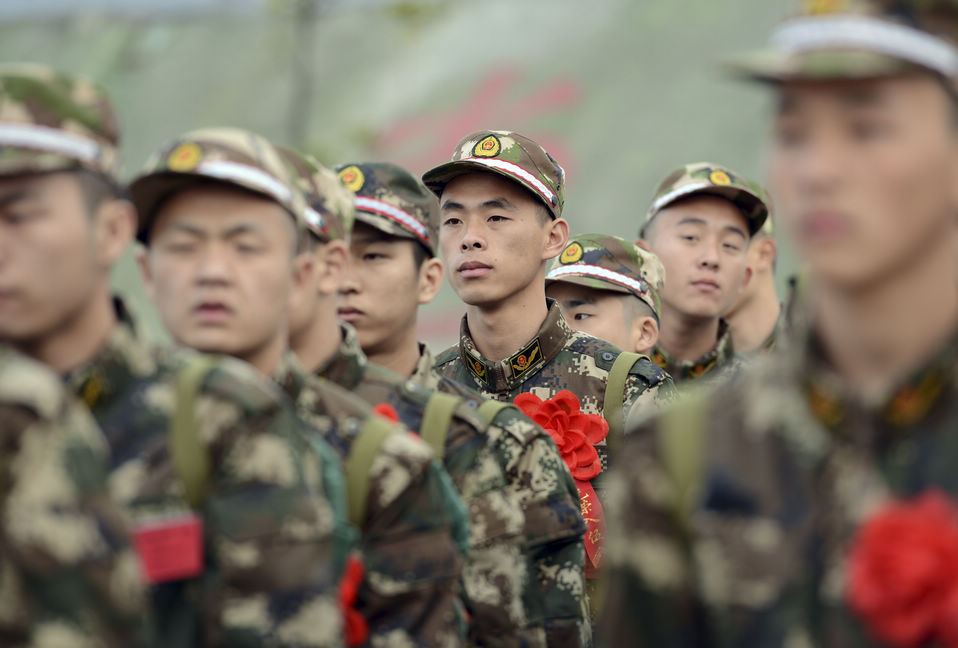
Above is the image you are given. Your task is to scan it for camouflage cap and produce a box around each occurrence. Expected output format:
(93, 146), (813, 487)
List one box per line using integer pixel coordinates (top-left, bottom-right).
(337, 161), (439, 256)
(0, 64), (119, 180)
(130, 127), (310, 243)
(421, 130), (566, 219)
(642, 162), (770, 237)
(730, 0), (958, 85)
(546, 233), (665, 320)
(278, 147), (355, 242)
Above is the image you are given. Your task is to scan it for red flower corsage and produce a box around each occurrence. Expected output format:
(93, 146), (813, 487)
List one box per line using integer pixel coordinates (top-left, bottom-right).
(847, 489), (958, 648)
(514, 390), (609, 480)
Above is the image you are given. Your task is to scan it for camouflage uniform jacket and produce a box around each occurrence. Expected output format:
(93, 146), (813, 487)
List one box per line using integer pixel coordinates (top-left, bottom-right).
(274, 353), (468, 648)
(322, 326), (589, 647)
(0, 346), (149, 648)
(65, 319), (349, 648)
(434, 300), (674, 479)
(650, 318), (743, 384)
(598, 321), (958, 647)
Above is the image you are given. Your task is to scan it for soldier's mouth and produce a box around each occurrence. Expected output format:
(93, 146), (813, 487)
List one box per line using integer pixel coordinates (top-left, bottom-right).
(193, 302), (233, 323)
(337, 307), (364, 323)
(458, 261), (492, 279)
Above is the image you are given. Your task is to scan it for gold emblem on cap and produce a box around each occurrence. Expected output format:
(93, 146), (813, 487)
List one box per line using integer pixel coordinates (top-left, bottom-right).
(709, 170), (732, 186)
(338, 165), (365, 193)
(560, 242), (584, 264)
(804, 0), (846, 15)
(473, 135), (501, 158)
(167, 142), (203, 172)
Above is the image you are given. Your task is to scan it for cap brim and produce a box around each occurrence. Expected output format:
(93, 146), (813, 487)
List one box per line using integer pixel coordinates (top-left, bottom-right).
(354, 209), (435, 255)
(546, 272), (633, 296)
(727, 48), (919, 84)
(423, 159), (559, 218)
(649, 184), (768, 236)
(130, 171), (292, 243)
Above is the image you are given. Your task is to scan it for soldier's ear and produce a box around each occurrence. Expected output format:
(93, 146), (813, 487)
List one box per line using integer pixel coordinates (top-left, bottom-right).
(629, 313), (659, 356)
(543, 217), (570, 260)
(93, 198), (135, 269)
(313, 240), (348, 297)
(135, 246), (156, 301)
(417, 257), (444, 306)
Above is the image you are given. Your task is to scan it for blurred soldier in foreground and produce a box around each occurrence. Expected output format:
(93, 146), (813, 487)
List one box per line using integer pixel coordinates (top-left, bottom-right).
(0, 65), (346, 647)
(639, 162), (769, 384)
(722, 214), (784, 353)
(330, 161), (587, 647)
(133, 130), (467, 647)
(546, 233), (664, 356)
(0, 346), (148, 647)
(599, 1), (958, 646)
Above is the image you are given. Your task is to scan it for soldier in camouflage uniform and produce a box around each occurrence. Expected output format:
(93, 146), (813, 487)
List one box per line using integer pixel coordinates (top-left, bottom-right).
(0, 65), (349, 647)
(132, 130), (468, 647)
(331, 161), (589, 647)
(545, 233), (665, 356)
(722, 212), (785, 354)
(598, 1), (958, 646)
(0, 346), (148, 647)
(422, 130), (674, 613)
(638, 162), (769, 384)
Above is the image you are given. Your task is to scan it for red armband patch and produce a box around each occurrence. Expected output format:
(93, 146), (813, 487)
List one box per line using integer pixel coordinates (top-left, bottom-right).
(133, 513), (204, 585)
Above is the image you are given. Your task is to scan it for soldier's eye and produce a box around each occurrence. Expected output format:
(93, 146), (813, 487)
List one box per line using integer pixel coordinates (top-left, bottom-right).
(488, 215), (507, 223)
(441, 217), (461, 227)
(574, 312), (591, 321)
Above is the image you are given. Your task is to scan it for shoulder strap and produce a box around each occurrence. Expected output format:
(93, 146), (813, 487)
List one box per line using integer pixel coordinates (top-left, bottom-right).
(603, 351), (641, 448)
(476, 399), (510, 425)
(656, 389), (709, 526)
(170, 355), (219, 510)
(344, 416), (395, 527)
(420, 392), (461, 458)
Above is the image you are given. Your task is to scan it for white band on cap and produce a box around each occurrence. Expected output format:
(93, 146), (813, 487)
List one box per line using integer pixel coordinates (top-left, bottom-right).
(547, 263), (649, 296)
(461, 157), (556, 206)
(0, 122), (101, 162)
(195, 160), (293, 204)
(648, 183), (714, 217)
(303, 207), (326, 233)
(770, 14), (958, 77)
(355, 196), (430, 243)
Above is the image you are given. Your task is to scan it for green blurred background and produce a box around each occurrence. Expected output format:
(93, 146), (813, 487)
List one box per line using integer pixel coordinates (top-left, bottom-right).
(2, 0), (794, 349)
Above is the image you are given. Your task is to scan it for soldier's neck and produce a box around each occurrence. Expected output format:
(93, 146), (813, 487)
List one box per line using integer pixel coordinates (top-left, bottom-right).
(19, 292), (117, 375)
(237, 328), (289, 377)
(466, 283), (549, 362)
(725, 274), (781, 353)
(812, 235), (958, 397)
(290, 306), (344, 375)
(364, 324), (421, 379)
(657, 305), (720, 363)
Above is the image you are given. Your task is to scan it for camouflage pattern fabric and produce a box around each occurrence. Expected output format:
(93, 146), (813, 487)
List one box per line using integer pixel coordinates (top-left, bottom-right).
(422, 129), (566, 219)
(642, 162), (770, 237)
(598, 316), (958, 647)
(0, 64), (120, 180)
(322, 324), (591, 646)
(0, 346), (149, 648)
(729, 0), (958, 88)
(546, 234), (666, 319)
(272, 352), (468, 648)
(650, 319), (743, 385)
(280, 147), (355, 243)
(64, 310), (349, 648)
(130, 127), (316, 242)
(412, 343), (590, 648)
(336, 161), (438, 256)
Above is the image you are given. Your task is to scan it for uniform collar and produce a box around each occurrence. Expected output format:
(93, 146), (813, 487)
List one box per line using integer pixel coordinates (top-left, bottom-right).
(271, 350), (309, 401)
(651, 318), (736, 382)
(315, 323), (367, 390)
(457, 299), (573, 392)
(65, 298), (158, 410)
(410, 343), (439, 390)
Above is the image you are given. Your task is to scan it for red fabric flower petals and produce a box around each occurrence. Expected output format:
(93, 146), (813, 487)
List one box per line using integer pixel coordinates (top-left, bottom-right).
(847, 489), (958, 648)
(514, 390), (609, 481)
(372, 403), (399, 423)
(338, 554), (369, 647)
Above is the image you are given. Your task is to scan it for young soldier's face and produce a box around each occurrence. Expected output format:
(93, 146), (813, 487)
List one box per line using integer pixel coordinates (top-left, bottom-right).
(547, 282), (637, 350)
(769, 75), (958, 287)
(339, 223), (429, 354)
(438, 172), (567, 307)
(644, 195), (751, 319)
(0, 172), (126, 342)
(142, 185), (302, 359)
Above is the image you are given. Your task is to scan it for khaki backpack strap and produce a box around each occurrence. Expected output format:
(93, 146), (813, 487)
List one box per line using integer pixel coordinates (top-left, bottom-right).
(603, 351), (641, 450)
(657, 389), (709, 526)
(421, 392), (461, 459)
(171, 355), (219, 510)
(345, 416), (395, 527)
(476, 399), (510, 425)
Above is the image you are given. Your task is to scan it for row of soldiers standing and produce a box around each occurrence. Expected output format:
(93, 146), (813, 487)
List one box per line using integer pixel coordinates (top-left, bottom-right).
(5, 0), (958, 646)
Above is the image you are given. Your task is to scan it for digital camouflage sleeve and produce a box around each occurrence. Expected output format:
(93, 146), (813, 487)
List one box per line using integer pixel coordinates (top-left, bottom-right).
(0, 346), (149, 647)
